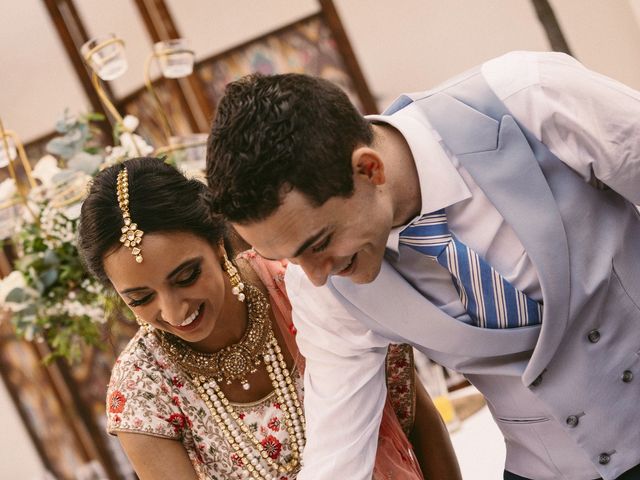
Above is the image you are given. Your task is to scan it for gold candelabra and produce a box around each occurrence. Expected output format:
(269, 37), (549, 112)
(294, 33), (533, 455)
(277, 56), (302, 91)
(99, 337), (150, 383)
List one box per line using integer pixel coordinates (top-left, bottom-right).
(82, 34), (206, 160)
(0, 116), (37, 220)
(81, 35), (143, 157)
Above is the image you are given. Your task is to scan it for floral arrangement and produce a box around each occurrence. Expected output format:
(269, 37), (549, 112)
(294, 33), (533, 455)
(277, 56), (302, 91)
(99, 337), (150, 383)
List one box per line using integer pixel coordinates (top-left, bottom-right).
(0, 112), (154, 362)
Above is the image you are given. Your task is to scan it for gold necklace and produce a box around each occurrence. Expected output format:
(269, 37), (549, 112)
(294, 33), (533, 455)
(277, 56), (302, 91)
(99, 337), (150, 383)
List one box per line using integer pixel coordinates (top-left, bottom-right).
(155, 283), (271, 390)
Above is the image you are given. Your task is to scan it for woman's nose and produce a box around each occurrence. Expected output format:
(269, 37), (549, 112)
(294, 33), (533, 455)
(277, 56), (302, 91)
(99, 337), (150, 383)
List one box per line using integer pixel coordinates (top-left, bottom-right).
(159, 296), (189, 326)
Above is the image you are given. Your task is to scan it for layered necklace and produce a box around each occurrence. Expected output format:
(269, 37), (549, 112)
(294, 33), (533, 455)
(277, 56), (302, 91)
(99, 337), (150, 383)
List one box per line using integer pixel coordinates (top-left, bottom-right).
(156, 284), (306, 480)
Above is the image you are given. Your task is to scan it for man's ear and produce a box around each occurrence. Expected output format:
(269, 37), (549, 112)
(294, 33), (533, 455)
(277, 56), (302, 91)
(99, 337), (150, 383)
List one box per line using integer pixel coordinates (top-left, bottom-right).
(352, 147), (386, 185)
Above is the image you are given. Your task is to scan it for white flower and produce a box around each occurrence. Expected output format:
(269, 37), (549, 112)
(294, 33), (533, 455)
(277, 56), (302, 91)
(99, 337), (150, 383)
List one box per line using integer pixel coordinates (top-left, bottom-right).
(120, 132), (153, 158)
(0, 178), (17, 203)
(63, 202), (82, 220)
(122, 115), (140, 132)
(32, 155), (62, 188)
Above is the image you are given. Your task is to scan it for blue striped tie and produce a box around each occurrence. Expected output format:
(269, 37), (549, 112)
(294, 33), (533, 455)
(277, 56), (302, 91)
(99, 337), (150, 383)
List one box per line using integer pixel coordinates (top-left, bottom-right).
(399, 210), (541, 328)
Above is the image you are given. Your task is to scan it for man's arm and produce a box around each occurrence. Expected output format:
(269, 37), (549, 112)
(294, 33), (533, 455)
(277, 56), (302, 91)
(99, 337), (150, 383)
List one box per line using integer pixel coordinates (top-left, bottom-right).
(286, 265), (390, 480)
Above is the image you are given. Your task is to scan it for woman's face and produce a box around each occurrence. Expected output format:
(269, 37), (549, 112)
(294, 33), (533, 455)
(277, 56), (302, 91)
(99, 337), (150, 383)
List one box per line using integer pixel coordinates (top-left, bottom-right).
(103, 231), (231, 349)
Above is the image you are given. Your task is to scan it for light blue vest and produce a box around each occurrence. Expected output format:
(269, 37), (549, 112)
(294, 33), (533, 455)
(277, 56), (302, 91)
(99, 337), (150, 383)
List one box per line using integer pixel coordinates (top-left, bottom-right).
(334, 71), (640, 479)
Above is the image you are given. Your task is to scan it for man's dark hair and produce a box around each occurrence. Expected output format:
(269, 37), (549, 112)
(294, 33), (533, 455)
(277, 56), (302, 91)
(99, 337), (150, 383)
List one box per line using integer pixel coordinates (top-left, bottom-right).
(206, 73), (373, 223)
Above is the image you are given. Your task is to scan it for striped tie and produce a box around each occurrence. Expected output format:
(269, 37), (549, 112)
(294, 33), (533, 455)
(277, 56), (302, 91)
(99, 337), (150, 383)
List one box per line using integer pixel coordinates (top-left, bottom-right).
(399, 210), (541, 328)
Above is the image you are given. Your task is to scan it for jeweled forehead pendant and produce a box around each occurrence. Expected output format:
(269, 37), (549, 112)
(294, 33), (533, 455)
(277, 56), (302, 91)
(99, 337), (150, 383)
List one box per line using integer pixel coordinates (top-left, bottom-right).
(116, 167), (144, 263)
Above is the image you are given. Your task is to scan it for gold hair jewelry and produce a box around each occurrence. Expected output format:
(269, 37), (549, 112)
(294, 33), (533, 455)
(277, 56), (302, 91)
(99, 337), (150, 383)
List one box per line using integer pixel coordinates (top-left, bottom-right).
(116, 167), (144, 263)
(222, 252), (245, 302)
(155, 283), (270, 390)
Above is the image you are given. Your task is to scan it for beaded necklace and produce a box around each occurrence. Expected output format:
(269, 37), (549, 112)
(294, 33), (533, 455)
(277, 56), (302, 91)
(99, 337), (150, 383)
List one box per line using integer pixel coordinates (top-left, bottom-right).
(156, 285), (306, 479)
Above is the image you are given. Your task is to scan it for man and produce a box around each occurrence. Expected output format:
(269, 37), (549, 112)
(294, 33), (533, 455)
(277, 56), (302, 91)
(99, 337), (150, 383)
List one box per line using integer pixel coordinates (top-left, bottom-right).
(206, 51), (640, 480)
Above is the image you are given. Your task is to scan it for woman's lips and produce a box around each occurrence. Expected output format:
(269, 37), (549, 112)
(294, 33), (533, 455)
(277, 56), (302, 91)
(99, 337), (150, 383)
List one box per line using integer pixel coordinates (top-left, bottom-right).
(173, 303), (205, 332)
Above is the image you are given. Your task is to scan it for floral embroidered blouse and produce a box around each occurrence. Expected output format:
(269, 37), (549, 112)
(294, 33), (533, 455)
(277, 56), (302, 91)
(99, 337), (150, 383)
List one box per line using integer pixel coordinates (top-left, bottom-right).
(107, 328), (304, 480)
(106, 256), (417, 479)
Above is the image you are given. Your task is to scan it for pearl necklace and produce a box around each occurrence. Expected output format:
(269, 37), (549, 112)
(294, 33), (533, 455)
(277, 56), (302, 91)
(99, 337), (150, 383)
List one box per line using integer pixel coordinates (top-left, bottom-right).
(192, 333), (306, 480)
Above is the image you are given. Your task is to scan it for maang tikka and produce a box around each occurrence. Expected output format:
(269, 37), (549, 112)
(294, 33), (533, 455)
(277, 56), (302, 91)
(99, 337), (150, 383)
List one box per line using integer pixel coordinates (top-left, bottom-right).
(116, 167), (144, 263)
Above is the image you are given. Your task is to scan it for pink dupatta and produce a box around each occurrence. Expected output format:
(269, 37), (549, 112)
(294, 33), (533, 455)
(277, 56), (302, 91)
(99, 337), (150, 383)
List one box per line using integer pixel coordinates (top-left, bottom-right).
(240, 251), (424, 480)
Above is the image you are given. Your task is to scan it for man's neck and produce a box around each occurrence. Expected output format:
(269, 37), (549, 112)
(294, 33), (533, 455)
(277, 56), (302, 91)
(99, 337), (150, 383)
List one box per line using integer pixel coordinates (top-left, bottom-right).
(372, 123), (422, 228)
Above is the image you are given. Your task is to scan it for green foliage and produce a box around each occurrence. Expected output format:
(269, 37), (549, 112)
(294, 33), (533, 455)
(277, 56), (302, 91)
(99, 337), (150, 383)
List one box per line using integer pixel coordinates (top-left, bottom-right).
(0, 112), (125, 363)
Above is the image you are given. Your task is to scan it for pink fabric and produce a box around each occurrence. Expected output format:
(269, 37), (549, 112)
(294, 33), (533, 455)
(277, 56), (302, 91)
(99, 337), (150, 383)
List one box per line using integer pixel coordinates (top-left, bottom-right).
(240, 251), (424, 480)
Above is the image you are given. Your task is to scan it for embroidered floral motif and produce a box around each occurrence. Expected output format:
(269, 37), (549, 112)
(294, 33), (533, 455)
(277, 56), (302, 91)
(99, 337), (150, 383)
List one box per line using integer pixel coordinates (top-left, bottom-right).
(260, 434), (283, 460)
(166, 413), (192, 434)
(268, 416), (281, 432)
(108, 390), (126, 413)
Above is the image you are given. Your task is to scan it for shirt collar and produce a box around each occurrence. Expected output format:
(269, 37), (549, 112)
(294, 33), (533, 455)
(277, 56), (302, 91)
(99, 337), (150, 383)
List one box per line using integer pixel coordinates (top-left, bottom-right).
(366, 101), (471, 253)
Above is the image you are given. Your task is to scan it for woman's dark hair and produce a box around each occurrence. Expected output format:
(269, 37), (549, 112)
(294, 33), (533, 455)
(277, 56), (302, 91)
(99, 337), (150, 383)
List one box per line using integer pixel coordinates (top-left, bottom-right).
(206, 73), (373, 223)
(77, 157), (226, 285)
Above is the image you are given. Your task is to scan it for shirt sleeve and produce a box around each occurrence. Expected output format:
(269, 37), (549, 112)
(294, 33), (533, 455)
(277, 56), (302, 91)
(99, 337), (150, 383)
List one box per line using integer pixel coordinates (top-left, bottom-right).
(485, 51), (640, 205)
(106, 335), (186, 439)
(285, 265), (390, 480)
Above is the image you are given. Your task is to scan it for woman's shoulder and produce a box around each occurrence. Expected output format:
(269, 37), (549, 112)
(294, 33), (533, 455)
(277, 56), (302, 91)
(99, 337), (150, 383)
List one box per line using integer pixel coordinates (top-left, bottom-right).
(110, 329), (176, 384)
(106, 329), (189, 438)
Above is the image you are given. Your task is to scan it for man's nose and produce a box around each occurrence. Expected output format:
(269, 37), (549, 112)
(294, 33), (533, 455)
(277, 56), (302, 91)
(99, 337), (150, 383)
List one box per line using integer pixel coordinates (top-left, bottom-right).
(298, 256), (333, 287)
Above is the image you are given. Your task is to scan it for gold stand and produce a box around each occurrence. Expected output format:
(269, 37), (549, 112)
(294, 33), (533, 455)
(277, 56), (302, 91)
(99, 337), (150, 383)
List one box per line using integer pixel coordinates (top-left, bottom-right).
(0, 116), (37, 221)
(82, 38), (143, 157)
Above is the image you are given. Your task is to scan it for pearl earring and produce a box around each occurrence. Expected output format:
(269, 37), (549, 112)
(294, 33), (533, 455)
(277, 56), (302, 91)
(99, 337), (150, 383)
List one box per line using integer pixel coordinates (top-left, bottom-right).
(222, 253), (245, 302)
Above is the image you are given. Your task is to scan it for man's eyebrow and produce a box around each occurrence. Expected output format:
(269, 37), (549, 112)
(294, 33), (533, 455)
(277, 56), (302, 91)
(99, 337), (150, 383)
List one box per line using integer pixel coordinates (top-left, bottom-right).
(119, 257), (202, 294)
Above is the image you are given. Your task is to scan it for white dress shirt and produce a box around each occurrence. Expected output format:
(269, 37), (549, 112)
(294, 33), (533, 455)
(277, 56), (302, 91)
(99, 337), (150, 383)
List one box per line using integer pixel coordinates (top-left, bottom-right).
(290, 51), (640, 479)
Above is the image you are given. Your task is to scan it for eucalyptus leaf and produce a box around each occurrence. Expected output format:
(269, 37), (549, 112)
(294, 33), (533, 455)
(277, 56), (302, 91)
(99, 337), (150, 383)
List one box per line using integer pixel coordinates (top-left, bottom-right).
(46, 137), (78, 159)
(68, 151), (103, 174)
(5, 287), (28, 303)
(51, 169), (76, 184)
(43, 249), (60, 266)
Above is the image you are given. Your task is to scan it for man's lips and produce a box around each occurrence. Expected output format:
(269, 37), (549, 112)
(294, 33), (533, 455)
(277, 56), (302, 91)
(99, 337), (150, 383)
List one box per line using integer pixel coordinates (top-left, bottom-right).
(337, 253), (357, 276)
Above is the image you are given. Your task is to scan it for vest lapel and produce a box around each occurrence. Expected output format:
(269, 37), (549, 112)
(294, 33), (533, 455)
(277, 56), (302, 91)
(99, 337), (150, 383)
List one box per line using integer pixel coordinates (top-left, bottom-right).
(420, 91), (570, 385)
(331, 261), (541, 357)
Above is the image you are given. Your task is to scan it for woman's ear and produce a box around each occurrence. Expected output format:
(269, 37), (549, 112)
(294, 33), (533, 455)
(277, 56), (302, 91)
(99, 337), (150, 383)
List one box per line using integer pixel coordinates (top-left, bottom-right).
(351, 146), (386, 185)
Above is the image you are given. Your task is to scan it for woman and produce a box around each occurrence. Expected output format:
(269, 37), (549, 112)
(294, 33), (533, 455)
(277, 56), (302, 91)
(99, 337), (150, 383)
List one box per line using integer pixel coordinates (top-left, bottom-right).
(77, 157), (460, 480)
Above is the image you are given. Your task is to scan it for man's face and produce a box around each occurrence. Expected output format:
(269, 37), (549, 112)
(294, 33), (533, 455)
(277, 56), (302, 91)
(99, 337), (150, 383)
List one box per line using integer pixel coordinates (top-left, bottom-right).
(234, 183), (394, 287)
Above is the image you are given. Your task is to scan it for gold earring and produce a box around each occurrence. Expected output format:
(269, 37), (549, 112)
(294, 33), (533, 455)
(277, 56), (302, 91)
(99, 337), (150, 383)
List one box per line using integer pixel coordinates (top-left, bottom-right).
(135, 315), (153, 333)
(222, 252), (245, 302)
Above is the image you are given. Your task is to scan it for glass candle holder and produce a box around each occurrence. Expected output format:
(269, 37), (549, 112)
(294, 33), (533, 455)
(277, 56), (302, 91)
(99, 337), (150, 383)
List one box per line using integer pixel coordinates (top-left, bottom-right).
(153, 39), (194, 78)
(81, 34), (128, 81)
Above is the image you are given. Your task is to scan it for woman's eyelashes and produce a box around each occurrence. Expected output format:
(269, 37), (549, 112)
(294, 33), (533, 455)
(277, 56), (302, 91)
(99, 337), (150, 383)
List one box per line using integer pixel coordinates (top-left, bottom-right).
(128, 294), (152, 307)
(175, 265), (202, 286)
(127, 265), (203, 308)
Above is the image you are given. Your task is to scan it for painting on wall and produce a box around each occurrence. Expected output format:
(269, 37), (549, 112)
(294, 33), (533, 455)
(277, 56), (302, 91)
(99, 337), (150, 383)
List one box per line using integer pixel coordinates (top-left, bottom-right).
(196, 14), (369, 115)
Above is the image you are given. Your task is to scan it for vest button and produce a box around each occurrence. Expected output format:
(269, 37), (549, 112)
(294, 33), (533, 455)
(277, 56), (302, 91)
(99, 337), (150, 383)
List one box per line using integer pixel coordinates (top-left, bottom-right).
(622, 370), (633, 383)
(566, 415), (579, 427)
(587, 329), (601, 343)
(598, 453), (611, 465)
